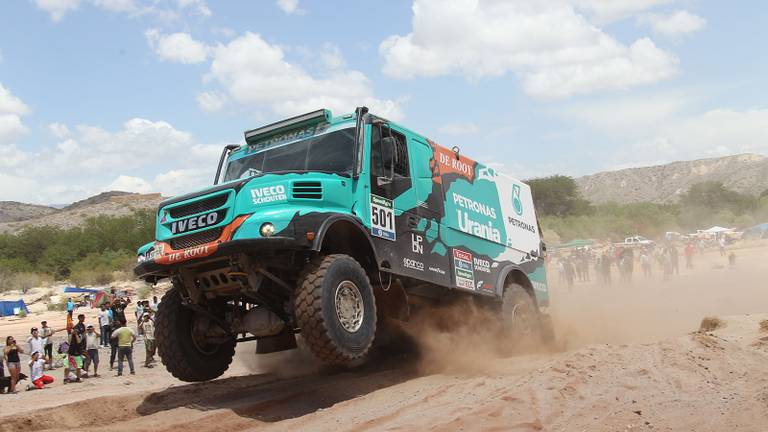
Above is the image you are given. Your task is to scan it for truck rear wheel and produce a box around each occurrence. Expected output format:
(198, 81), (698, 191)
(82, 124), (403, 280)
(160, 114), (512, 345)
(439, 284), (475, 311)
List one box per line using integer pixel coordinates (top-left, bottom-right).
(155, 288), (236, 382)
(501, 282), (548, 346)
(295, 254), (377, 365)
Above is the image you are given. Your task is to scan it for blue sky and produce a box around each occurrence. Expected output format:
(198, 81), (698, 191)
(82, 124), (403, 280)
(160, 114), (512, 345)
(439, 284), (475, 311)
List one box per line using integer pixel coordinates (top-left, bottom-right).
(1, 0), (766, 204)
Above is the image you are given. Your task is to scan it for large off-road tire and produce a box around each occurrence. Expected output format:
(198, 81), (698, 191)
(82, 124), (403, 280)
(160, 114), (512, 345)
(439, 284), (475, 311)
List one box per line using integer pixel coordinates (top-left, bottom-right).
(155, 288), (236, 382)
(501, 282), (550, 347)
(295, 254), (377, 365)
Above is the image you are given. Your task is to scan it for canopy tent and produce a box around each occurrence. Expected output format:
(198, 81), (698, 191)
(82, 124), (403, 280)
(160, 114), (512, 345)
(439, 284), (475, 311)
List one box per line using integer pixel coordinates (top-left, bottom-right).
(699, 226), (735, 234)
(63, 287), (101, 294)
(0, 299), (29, 317)
(743, 223), (768, 239)
(555, 239), (594, 249)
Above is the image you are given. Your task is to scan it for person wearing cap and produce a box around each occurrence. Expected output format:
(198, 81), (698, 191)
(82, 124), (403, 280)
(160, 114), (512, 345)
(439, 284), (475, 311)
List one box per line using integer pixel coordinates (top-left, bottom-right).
(139, 312), (156, 368)
(27, 327), (44, 359)
(82, 325), (101, 378)
(28, 350), (54, 390)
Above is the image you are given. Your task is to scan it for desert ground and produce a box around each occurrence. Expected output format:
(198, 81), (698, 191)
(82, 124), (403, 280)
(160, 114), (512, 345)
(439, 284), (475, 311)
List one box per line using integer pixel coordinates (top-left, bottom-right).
(1, 243), (767, 431)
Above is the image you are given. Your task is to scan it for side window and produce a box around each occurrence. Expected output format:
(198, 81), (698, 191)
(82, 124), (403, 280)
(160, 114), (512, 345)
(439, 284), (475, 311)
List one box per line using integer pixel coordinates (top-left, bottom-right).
(371, 123), (409, 178)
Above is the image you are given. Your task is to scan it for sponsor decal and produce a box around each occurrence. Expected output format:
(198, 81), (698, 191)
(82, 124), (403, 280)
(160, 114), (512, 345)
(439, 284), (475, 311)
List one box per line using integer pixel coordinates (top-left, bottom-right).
(166, 245), (212, 263)
(411, 233), (424, 254)
(170, 209), (225, 235)
(428, 266), (446, 275)
(429, 140), (475, 182)
(248, 124), (328, 151)
(453, 249), (475, 290)
(453, 193), (497, 219)
(458, 210), (502, 243)
(473, 257), (491, 273)
(160, 211), (168, 224)
(507, 216), (537, 234)
(512, 183), (524, 216)
(532, 280), (548, 293)
(251, 185), (287, 205)
(403, 257), (424, 272)
(370, 194), (396, 241)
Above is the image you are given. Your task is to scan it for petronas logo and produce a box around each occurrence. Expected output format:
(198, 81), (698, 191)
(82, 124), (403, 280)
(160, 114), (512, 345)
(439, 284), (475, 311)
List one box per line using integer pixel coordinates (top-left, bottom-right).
(512, 184), (523, 216)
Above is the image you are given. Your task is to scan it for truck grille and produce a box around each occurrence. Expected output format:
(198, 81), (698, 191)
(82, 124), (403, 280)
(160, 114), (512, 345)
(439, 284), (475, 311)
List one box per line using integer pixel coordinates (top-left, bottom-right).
(170, 227), (223, 249)
(292, 181), (322, 199)
(168, 193), (228, 219)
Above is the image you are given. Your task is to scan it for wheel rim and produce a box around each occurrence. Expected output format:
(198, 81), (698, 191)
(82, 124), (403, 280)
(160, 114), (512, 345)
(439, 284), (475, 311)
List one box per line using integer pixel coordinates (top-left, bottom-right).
(507, 301), (536, 336)
(190, 318), (218, 355)
(335, 280), (364, 333)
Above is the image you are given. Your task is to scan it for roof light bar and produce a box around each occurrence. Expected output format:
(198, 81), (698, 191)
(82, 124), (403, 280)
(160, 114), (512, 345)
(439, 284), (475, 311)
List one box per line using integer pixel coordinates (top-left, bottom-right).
(244, 109), (331, 142)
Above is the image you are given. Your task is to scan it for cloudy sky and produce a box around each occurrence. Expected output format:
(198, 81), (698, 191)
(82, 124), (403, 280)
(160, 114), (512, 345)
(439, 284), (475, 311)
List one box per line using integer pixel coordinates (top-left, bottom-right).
(1, 0), (766, 204)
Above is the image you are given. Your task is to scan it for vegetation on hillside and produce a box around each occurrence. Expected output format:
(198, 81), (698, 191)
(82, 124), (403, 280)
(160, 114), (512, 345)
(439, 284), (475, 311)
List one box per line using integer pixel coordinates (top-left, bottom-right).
(528, 177), (768, 243)
(0, 210), (154, 291)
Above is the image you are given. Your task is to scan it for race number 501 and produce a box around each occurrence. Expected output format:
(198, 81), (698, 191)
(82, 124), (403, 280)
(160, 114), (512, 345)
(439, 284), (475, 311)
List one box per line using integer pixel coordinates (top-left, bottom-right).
(370, 195), (396, 241)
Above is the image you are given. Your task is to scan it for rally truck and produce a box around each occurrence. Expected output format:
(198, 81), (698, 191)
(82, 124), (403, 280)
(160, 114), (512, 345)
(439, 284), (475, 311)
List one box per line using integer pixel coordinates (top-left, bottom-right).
(135, 107), (550, 382)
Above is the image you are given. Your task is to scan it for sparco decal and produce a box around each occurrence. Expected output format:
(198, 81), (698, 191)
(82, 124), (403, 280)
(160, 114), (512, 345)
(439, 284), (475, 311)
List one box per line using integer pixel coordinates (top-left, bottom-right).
(251, 185), (287, 205)
(170, 210), (225, 235)
(403, 257), (424, 271)
(453, 249), (475, 290)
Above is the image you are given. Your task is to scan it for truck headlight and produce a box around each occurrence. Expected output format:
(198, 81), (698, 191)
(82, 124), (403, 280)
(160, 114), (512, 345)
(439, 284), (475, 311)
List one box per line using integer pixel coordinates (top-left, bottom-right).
(260, 222), (276, 237)
(137, 254), (146, 263)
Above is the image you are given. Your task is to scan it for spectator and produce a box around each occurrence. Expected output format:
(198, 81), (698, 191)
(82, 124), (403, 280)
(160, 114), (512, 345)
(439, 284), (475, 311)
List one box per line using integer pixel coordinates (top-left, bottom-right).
(151, 296), (160, 312)
(28, 351), (54, 390)
(135, 301), (144, 322)
(98, 305), (111, 347)
(27, 327), (45, 359)
(684, 243), (695, 269)
(40, 321), (55, 370)
(719, 236), (727, 257)
(83, 325), (101, 378)
(640, 250), (652, 279)
(64, 330), (83, 384)
(139, 313), (156, 368)
(111, 319), (136, 376)
(66, 297), (75, 317)
(108, 320), (120, 371)
(74, 314), (88, 353)
(3, 336), (24, 393)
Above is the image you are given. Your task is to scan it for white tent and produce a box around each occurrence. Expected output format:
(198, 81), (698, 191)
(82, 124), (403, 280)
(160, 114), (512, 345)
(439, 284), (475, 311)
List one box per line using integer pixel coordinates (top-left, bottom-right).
(698, 226), (735, 234)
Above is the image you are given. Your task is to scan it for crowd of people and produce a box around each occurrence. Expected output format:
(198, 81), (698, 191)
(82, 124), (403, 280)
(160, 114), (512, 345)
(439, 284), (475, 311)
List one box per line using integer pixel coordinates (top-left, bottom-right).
(1, 294), (160, 394)
(556, 237), (735, 289)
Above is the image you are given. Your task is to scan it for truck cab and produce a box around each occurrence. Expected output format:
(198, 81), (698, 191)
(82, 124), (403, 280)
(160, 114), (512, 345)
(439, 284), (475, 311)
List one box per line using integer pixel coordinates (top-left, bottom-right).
(135, 108), (550, 382)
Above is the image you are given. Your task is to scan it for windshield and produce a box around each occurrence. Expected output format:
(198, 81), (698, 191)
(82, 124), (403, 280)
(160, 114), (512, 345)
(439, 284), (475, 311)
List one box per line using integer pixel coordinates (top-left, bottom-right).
(224, 128), (355, 181)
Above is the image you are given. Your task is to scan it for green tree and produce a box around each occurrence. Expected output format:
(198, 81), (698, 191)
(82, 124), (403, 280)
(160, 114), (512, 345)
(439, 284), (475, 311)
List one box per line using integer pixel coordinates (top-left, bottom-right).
(526, 175), (591, 217)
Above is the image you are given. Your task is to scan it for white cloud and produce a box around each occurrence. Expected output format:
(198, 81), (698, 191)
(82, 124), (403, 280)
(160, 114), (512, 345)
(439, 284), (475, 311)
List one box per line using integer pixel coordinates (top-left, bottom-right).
(145, 29), (209, 64)
(438, 122), (479, 135)
(637, 108), (768, 159)
(175, 0), (211, 17)
(106, 175), (153, 193)
(560, 93), (685, 134)
(208, 32), (402, 119)
(380, 0), (679, 99)
(33, 0), (81, 22)
(0, 83), (30, 147)
(196, 91), (227, 112)
(276, 0), (303, 15)
(48, 122), (71, 139)
(639, 10), (706, 37)
(575, 0), (673, 23)
(92, 0), (138, 13)
(0, 116), (224, 203)
(153, 168), (212, 196)
(0, 83), (30, 115)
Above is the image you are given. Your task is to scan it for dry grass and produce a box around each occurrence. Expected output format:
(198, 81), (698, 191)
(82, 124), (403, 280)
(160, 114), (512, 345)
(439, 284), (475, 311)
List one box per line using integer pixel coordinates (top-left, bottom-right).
(699, 316), (725, 332)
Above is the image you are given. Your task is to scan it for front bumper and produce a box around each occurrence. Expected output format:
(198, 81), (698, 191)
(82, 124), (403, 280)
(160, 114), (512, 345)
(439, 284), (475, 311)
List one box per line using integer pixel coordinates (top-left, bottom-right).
(134, 237), (307, 280)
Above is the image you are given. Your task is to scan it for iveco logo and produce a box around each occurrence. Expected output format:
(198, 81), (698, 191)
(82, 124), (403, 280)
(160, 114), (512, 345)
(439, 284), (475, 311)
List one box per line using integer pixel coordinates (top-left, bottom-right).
(170, 210), (224, 235)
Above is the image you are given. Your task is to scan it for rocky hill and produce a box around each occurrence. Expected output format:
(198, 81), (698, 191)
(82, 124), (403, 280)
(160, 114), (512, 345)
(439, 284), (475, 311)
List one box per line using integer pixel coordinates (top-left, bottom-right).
(0, 201), (58, 223)
(576, 153), (768, 204)
(0, 191), (163, 234)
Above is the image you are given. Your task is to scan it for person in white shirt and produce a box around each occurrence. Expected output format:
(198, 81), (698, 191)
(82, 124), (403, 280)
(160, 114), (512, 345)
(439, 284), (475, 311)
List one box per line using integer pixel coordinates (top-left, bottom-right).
(27, 327), (45, 358)
(98, 305), (111, 347)
(82, 325), (101, 378)
(139, 313), (156, 368)
(28, 351), (54, 390)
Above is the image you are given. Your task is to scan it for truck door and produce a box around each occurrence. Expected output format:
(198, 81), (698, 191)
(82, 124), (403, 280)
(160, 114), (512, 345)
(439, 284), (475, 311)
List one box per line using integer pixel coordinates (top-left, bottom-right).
(368, 123), (450, 286)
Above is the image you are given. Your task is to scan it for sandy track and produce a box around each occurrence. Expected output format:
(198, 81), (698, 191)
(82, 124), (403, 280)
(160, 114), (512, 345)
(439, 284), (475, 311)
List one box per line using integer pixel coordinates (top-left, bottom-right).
(1, 245), (767, 431)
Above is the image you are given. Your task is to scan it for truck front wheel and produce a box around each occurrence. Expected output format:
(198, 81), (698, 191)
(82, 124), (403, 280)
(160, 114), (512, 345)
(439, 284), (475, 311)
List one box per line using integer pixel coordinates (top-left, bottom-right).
(295, 254), (377, 365)
(501, 282), (551, 347)
(154, 287), (236, 382)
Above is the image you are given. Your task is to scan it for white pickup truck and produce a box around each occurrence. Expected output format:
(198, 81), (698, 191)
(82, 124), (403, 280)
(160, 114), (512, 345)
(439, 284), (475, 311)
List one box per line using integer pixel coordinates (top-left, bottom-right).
(620, 235), (654, 246)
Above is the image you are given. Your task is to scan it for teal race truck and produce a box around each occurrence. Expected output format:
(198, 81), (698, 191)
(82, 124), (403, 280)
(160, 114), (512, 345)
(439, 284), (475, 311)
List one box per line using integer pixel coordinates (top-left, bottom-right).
(135, 107), (550, 382)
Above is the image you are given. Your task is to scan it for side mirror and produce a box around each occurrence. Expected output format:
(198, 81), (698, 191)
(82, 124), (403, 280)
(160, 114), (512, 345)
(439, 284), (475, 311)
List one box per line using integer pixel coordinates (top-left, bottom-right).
(377, 136), (397, 186)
